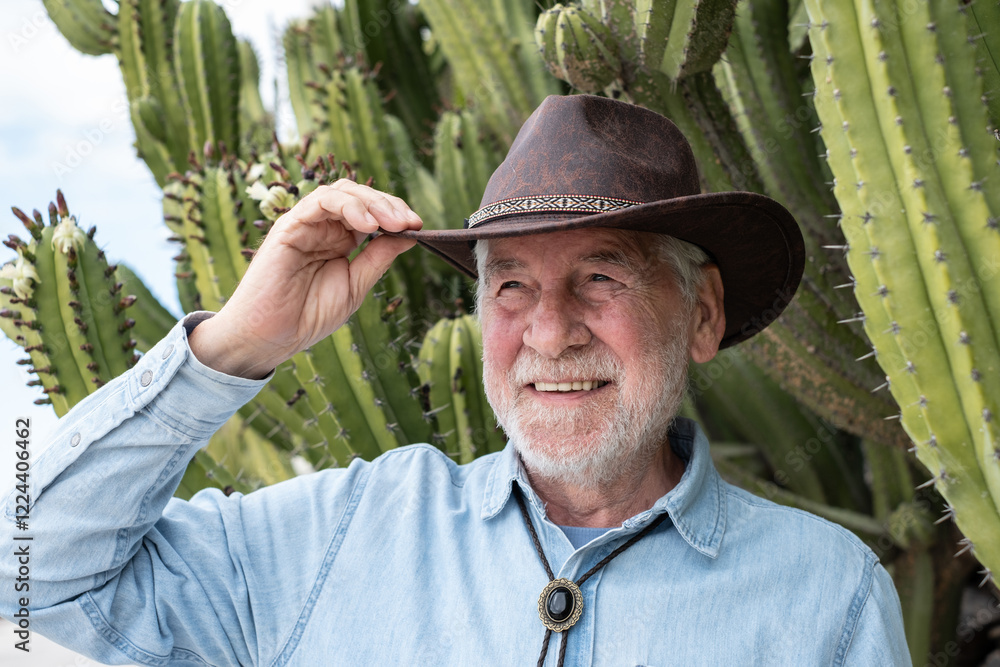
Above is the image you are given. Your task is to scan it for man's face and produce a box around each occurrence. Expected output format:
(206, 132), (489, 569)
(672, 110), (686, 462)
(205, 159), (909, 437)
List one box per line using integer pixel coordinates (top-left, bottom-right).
(478, 228), (704, 488)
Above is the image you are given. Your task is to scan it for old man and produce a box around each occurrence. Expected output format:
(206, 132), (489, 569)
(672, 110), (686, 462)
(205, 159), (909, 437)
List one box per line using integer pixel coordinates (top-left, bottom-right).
(1, 95), (908, 665)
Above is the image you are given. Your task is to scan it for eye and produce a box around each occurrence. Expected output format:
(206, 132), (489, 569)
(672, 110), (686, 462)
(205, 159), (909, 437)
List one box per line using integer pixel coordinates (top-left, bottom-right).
(590, 274), (612, 282)
(499, 280), (522, 290)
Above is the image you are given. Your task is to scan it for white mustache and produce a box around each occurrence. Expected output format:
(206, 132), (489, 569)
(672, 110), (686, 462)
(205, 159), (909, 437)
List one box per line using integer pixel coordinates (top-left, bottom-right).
(509, 348), (624, 387)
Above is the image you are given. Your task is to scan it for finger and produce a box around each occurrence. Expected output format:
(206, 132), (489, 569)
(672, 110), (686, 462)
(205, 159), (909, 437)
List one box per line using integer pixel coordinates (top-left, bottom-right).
(379, 191), (424, 226)
(271, 182), (421, 257)
(347, 234), (418, 304)
(282, 185), (380, 235)
(324, 180), (423, 232)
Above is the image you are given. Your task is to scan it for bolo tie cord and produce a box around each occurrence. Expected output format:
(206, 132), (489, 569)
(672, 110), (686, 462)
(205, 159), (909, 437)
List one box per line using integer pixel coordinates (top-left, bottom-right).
(513, 485), (670, 667)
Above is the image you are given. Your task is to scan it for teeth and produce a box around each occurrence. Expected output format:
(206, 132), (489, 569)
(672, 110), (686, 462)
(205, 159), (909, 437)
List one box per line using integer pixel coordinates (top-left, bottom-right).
(534, 381), (606, 392)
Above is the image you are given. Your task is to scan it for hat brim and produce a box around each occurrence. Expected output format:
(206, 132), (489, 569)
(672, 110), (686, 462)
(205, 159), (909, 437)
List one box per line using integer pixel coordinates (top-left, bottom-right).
(393, 191), (804, 349)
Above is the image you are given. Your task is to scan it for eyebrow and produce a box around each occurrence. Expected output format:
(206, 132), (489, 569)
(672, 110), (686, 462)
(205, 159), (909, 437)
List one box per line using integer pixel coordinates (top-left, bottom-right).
(481, 257), (526, 285)
(578, 247), (648, 274)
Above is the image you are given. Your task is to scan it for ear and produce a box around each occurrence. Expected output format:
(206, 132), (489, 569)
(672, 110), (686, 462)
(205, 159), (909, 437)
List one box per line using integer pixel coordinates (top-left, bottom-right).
(689, 265), (725, 364)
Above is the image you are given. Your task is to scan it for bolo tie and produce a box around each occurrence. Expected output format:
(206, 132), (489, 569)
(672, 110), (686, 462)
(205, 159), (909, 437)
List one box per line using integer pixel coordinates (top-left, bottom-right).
(513, 485), (670, 667)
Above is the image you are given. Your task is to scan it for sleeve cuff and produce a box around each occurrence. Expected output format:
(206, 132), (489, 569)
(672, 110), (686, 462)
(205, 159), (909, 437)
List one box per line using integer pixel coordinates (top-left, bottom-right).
(133, 312), (272, 439)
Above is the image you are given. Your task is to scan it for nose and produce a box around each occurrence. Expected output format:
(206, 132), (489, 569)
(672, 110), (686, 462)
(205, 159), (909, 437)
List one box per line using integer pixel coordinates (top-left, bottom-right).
(522, 288), (591, 358)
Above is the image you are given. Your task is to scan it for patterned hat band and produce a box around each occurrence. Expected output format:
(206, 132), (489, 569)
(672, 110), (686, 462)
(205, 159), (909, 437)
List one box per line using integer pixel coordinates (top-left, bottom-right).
(465, 195), (644, 228)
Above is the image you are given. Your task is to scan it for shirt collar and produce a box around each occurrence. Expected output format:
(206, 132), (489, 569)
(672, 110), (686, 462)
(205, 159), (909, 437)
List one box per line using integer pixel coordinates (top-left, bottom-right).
(481, 417), (726, 559)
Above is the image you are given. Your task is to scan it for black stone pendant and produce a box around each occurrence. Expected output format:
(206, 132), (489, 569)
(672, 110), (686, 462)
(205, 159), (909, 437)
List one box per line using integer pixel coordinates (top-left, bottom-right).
(537, 578), (584, 632)
(547, 587), (574, 621)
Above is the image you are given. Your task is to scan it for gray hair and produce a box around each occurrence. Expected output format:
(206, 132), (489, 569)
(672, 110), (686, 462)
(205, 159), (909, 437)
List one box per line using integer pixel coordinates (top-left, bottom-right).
(473, 231), (711, 313)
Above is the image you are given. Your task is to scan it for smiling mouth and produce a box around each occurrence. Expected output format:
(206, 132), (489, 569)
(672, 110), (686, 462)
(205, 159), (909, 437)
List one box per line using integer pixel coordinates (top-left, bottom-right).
(531, 380), (611, 392)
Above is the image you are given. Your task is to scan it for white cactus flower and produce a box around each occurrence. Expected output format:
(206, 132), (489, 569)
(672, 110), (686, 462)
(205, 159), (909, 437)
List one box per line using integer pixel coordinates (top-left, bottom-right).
(260, 186), (296, 221)
(245, 181), (270, 201)
(51, 215), (87, 254)
(3, 251), (41, 299)
(247, 163), (267, 182)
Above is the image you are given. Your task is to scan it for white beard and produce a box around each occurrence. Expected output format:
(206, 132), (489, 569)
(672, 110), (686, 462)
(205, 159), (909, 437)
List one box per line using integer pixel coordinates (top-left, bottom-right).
(483, 322), (691, 490)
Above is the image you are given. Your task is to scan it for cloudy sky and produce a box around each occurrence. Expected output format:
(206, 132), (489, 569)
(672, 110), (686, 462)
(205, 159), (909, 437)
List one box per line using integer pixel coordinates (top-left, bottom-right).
(1, 0), (324, 456)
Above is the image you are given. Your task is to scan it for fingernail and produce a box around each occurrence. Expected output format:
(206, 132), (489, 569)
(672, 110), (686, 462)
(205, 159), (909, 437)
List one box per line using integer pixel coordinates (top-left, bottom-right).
(364, 211), (378, 227)
(407, 210), (421, 222)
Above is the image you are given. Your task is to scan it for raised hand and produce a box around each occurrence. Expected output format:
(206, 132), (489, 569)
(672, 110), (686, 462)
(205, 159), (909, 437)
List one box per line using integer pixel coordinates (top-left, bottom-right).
(188, 179), (422, 379)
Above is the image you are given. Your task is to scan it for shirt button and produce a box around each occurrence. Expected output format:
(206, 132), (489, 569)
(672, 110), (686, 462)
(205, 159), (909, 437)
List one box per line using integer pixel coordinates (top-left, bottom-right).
(162, 344), (174, 359)
(140, 370), (153, 387)
(70, 433), (81, 447)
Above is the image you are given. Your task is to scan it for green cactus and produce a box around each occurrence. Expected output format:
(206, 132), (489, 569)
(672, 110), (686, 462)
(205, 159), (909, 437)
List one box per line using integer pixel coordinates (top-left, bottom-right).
(238, 40), (275, 151)
(597, 0), (738, 82)
(712, 0), (912, 449)
(418, 314), (505, 462)
(660, 0), (738, 80)
(1, 193), (139, 416)
(344, 276), (433, 447)
(283, 16), (331, 141)
(116, 264), (178, 352)
(804, 0), (1000, 580)
(337, 0), (440, 144)
(41, 0), (116, 56)
(536, 4), (620, 94)
(428, 110), (504, 230)
(966, 0), (1000, 131)
(694, 347), (857, 506)
(290, 60), (410, 191)
(174, 0), (241, 158)
(419, 0), (561, 142)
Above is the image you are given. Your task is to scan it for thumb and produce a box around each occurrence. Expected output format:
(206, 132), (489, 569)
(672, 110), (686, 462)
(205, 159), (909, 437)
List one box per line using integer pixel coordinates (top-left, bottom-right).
(348, 234), (417, 303)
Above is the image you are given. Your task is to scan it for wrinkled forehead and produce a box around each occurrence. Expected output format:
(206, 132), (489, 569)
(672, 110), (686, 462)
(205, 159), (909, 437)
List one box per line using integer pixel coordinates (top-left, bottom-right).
(476, 228), (659, 280)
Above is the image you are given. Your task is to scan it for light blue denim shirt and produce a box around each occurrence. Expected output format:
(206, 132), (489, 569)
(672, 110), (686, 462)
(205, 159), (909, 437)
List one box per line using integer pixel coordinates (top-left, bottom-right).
(1, 317), (910, 666)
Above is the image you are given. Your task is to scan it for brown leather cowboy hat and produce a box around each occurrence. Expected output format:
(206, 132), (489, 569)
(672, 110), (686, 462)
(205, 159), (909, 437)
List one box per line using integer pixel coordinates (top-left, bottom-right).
(397, 94), (804, 349)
